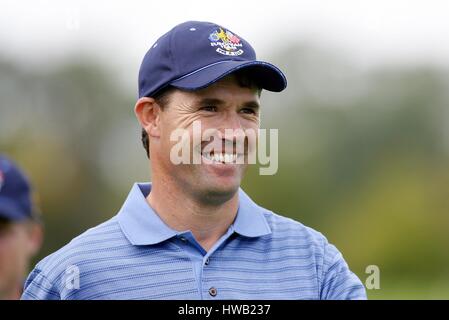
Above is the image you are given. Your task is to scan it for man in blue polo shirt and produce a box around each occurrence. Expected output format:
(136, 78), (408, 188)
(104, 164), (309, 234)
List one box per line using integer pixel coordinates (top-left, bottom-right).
(22, 21), (367, 300)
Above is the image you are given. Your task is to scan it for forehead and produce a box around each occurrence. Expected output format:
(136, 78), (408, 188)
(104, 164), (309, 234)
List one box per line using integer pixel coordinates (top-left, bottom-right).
(171, 74), (260, 103)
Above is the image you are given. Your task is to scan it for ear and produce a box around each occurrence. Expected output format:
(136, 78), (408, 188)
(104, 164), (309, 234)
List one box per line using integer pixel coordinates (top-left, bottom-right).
(134, 97), (162, 138)
(27, 223), (43, 257)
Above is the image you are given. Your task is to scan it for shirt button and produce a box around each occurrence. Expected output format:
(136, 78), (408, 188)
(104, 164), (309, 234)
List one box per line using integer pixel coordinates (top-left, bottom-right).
(179, 236), (187, 242)
(208, 287), (217, 297)
(205, 258), (210, 265)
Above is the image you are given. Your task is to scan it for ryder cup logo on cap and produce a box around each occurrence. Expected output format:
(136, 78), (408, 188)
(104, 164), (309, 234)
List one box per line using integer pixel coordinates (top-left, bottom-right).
(209, 27), (243, 56)
(138, 21), (287, 99)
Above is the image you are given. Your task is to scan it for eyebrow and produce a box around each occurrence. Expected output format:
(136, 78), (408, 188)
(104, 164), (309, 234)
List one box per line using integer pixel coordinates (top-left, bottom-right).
(197, 98), (260, 110)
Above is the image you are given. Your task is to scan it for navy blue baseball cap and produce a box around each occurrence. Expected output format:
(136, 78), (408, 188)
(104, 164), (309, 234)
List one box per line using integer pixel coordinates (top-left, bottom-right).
(138, 21), (287, 98)
(0, 155), (35, 222)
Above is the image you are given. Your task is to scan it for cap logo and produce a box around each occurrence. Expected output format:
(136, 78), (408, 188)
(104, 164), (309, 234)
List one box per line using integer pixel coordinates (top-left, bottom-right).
(208, 27), (243, 56)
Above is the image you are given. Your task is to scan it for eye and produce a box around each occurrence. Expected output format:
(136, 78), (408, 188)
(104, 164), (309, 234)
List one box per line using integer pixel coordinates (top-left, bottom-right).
(240, 108), (257, 115)
(200, 106), (218, 112)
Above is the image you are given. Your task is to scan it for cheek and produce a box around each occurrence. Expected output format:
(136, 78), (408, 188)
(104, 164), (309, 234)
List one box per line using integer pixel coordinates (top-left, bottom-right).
(241, 115), (260, 129)
(160, 113), (202, 143)
(0, 234), (22, 265)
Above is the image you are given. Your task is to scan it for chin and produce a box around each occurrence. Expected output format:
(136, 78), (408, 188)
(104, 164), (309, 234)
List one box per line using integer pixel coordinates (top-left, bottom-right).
(196, 179), (241, 205)
(173, 162), (245, 205)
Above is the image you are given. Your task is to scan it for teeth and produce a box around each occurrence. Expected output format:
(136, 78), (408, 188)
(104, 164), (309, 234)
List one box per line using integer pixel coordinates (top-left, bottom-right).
(202, 153), (238, 164)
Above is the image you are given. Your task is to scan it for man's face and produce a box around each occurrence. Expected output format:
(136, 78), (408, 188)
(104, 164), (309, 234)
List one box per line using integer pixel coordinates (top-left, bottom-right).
(155, 75), (260, 204)
(0, 218), (41, 299)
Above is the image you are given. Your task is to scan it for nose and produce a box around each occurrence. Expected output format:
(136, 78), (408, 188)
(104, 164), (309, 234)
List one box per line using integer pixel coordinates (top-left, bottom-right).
(213, 113), (250, 155)
(219, 111), (245, 133)
(216, 112), (246, 140)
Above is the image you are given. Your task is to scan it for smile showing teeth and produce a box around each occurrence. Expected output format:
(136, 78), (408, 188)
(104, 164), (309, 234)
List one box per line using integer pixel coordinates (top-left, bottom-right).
(202, 152), (238, 164)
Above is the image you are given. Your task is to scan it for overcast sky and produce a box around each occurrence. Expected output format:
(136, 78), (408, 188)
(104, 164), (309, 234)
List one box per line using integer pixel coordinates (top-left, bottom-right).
(1, 0), (448, 89)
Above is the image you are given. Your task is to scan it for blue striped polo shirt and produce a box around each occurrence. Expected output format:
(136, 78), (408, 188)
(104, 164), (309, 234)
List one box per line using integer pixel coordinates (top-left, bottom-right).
(21, 183), (367, 300)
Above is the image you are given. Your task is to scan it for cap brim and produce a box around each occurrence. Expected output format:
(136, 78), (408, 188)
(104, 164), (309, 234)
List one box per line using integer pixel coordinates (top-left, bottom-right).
(169, 60), (287, 92)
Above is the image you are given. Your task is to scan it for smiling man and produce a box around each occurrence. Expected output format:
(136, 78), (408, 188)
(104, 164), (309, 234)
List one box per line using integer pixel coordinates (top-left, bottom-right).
(22, 21), (366, 300)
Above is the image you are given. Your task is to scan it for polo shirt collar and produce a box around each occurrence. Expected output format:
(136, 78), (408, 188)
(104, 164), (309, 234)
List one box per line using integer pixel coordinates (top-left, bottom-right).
(117, 183), (271, 246)
(233, 188), (272, 238)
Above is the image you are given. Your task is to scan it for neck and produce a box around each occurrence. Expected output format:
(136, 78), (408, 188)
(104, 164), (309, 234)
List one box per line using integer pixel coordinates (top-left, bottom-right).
(147, 175), (239, 252)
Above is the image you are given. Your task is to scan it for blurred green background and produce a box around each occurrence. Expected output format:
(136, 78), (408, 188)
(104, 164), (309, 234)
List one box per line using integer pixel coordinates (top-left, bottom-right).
(1, 8), (449, 299)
